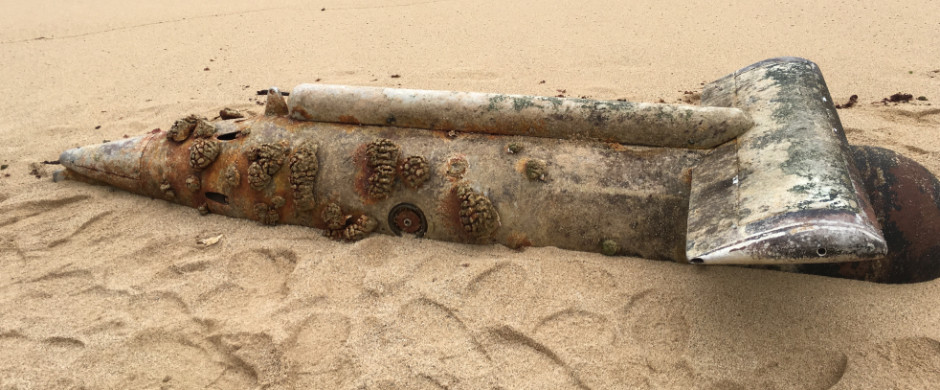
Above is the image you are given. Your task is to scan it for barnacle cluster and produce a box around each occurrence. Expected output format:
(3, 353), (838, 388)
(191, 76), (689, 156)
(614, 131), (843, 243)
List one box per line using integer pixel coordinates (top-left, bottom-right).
(254, 196), (285, 226)
(190, 138), (221, 170)
(326, 215), (378, 242)
(365, 139), (401, 199)
(321, 202), (377, 242)
(399, 155), (429, 189)
(247, 142), (288, 191)
(455, 183), (500, 238)
(289, 141), (319, 210)
(320, 202), (348, 230)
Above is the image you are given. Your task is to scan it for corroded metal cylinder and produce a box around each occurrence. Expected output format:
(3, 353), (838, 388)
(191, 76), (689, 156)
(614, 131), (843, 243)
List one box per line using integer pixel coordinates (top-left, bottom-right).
(57, 57), (940, 282)
(61, 115), (700, 261)
(288, 84), (754, 149)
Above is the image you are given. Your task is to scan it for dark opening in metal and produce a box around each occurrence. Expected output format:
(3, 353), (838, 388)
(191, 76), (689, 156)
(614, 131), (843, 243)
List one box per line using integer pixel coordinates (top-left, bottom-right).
(388, 203), (427, 237)
(216, 131), (240, 141)
(205, 192), (229, 205)
(816, 247), (827, 257)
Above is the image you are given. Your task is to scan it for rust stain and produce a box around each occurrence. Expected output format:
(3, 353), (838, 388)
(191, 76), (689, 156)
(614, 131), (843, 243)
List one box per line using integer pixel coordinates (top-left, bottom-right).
(337, 115), (361, 125)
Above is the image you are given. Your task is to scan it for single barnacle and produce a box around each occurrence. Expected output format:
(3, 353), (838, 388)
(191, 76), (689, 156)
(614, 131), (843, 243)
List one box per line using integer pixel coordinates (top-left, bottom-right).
(167, 115), (198, 142)
(219, 107), (244, 120)
(159, 180), (175, 199)
(192, 117), (217, 138)
(289, 141), (319, 210)
(185, 175), (201, 191)
(321, 202), (349, 230)
(524, 158), (548, 182)
(247, 142), (288, 190)
(190, 138), (221, 170)
(455, 183), (500, 238)
(224, 165), (241, 187)
(399, 156), (429, 189)
(600, 239), (620, 256)
(446, 157), (468, 178)
(254, 202), (280, 226)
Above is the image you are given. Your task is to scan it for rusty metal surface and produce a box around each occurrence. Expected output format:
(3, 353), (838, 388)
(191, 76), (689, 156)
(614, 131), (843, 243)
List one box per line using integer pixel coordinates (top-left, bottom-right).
(60, 58), (936, 272)
(798, 146), (940, 283)
(287, 84), (753, 149)
(61, 114), (700, 261)
(687, 57), (887, 264)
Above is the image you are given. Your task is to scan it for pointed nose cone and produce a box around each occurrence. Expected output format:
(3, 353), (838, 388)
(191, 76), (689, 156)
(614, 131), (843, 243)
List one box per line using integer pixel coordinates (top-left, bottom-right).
(60, 134), (156, 192)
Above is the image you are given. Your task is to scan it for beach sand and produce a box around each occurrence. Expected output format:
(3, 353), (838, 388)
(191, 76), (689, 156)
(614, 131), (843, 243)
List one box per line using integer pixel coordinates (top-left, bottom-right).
(1, 0), (939, 388)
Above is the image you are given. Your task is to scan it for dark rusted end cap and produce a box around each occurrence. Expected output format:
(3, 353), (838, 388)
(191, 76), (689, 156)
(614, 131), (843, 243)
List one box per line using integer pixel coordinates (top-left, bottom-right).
(800, 146), (940, 283)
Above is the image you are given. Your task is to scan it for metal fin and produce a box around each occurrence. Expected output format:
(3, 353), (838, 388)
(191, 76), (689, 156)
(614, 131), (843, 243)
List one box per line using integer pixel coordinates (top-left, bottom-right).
(686, 57), (887, 264)
(264, 87), (289, 116)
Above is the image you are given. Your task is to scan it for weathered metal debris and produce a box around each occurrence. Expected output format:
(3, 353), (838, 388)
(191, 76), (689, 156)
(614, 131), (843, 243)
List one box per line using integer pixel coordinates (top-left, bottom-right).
(58, 57), (940, 283)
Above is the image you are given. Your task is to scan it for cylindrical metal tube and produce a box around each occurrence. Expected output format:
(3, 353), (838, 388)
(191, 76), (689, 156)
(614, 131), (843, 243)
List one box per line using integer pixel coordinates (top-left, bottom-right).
(287, 84), (753, 149)
(61, 116), (700, 261)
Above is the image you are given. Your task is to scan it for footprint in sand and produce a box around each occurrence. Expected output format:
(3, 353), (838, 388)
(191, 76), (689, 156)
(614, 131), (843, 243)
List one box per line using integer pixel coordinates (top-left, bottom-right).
(836, 336), (940, 389)
(483, 325), (590, 390)
(533, 308), (616, 347)
(75, 329), (225, 389)
(395, 298), (491, 377)
(286, 313), (359, 389)
(618, 289), (690, 359)
(464, 261), (527, 297)
(0, 195), (90, 229)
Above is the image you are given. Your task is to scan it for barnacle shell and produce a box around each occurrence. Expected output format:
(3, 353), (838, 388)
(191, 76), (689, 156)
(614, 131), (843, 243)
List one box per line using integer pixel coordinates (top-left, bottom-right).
(455, 183), (500, 238)
(190, 138), (220, 170)
(192, 117), (217, 138)
(399, 156), (429, 189)
(167, 115), (198, 142)
(368, 165), (397, 199)
(224, 165), (241, 187)
(185, 175), (201, 191)
(247, 142), (288, 191)
(364, 139), (400, 200)
(254, 202), (280, 226)
(446, 157), (468, 178)
(321, 202), (349, 230)
(289, 141), (319, 210)
(327, 214), (377, 242)
(366, 138), (400, 167)
(159, 180), (175, 199)
(524, 158), (548, 182)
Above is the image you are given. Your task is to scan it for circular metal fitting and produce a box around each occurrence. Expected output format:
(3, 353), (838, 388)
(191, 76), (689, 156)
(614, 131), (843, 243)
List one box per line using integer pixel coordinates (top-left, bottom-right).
(388, 203), (427, 237)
